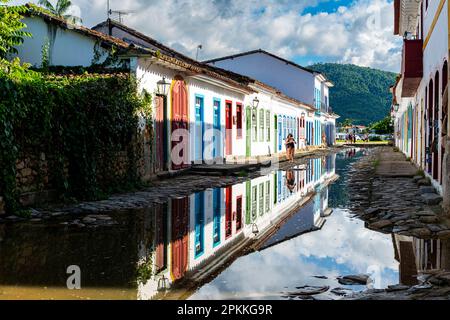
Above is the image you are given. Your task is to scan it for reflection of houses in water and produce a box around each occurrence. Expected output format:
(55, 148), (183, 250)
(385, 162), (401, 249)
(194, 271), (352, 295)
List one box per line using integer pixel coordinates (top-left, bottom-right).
(392, 234), (450, 286)
(140, 155), (337, 299)
(0, 155), (336, 299)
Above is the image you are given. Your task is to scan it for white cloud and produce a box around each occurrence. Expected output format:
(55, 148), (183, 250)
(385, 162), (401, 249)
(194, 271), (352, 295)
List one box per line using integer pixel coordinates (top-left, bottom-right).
(10, 0), (402, 72)
(191, 208), (399, 300)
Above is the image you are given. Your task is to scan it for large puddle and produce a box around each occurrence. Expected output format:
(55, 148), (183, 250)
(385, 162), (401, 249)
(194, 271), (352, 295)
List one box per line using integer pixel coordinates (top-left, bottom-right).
(0, 149), (445, 300)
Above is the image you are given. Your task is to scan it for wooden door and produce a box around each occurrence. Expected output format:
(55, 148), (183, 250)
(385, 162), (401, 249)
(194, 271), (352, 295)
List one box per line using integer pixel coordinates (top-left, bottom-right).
(171, 197), (189, 281)
(171, 78), (189, 170)
(213, 100), (221, 159)
(194, 193), (204, 258)
(213, 189), (221, 247)
(155, 203), (167, 273)
(225, 187), (232, 239)
(246, 107), (251, 157)
(195, 96), (204, 162)
(155, 95), (166, 172)
(274, 115), (278, 153)
(225, 101), (232, 156)
(236, 196), (242, 232)
(278, 116), (283, 151)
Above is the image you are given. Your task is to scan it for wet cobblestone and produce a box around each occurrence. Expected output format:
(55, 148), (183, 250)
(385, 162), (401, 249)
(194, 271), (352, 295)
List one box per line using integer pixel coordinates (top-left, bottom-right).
(0, 148), (340, 225)
(347, 147), (449, 240)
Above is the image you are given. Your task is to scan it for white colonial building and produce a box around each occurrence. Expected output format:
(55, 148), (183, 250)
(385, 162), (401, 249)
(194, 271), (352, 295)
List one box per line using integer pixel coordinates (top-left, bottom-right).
(13, 5), (339, 178)
(205, 50), (339, 147)
(391, 0), (449, 206)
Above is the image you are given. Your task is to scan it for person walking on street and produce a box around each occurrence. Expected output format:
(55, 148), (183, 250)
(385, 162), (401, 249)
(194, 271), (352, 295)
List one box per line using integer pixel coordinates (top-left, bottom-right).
(285, 134), (296, 163)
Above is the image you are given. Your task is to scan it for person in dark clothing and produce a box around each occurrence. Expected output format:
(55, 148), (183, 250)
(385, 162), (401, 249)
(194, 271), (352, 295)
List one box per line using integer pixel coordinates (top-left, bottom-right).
(285, 134), (296, 163)
(286, 170), (296, 193)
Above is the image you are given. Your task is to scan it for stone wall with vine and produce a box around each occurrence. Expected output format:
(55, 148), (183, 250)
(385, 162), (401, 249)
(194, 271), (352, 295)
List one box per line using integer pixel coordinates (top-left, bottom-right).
(0, 67), (152, 216)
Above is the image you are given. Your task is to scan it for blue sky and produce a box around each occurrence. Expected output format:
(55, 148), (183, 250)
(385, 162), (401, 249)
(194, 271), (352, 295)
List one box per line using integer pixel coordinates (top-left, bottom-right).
(11, 0), (401, 72)
(303, 0), (355, 15)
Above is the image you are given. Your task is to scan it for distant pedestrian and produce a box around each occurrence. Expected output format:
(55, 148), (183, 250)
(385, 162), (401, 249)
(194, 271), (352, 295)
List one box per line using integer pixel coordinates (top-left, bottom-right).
(286, 169), (296, 193)
(285, 134), (296, 163)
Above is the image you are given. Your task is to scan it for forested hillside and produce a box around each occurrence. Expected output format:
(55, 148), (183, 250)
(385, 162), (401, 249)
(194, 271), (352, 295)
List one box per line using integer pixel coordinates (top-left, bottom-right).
(309, 63), (397, 125)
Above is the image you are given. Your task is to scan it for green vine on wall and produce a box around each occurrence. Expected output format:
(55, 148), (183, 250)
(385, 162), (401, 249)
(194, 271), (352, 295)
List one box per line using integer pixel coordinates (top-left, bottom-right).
(0, 66), (150, 215)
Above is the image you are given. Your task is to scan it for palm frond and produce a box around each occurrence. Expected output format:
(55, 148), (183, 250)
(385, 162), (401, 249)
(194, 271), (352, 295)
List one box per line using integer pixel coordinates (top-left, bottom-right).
(37, 0), (56, 14)
(56, 0), (72, 16)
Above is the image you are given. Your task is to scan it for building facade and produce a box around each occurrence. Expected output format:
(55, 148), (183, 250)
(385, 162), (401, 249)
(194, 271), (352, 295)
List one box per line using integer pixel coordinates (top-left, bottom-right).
(392, 0), (450, 207)
(138, 154), (337, 300)
(13, 7), (340, 179)
(205, 50), (339, 148)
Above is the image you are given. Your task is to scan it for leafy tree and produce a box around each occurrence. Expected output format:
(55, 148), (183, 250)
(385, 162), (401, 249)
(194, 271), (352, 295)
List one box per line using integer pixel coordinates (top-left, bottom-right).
(370, 115), (394, 134)
(37, 0), (82, 24)
(0, 0), (32, 60)
(341, 118), (354, 127)
(309, 63), (398, 126)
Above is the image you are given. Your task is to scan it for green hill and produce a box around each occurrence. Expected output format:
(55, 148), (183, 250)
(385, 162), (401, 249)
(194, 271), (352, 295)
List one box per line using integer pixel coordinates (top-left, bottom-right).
(308, 63), (397, 126)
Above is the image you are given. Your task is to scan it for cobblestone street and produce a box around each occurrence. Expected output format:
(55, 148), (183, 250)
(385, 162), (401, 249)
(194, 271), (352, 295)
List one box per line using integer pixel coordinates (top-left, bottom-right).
(0, 148), (340, 225)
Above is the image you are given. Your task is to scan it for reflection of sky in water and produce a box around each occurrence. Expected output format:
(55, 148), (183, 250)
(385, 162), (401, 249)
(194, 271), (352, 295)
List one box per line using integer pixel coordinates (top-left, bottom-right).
(191, 208), (399, 300)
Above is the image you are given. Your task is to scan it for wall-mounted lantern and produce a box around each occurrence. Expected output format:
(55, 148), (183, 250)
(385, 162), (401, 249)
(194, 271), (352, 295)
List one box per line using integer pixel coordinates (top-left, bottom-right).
(394, 104), (399, 112)
(252, 97), (260, 110)
(251, 223), (259, 236)
(157, 275), (169, 292)
(157, 77), (170, 96)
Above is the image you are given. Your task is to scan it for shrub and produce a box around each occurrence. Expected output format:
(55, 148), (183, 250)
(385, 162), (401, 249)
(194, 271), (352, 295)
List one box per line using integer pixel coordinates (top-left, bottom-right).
(0, 68), (149, 215)
(369, 136), (382, 142)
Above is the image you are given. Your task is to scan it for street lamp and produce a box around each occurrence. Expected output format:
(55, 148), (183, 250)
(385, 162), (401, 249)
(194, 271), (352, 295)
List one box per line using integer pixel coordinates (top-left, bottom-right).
(157, 77), (170, 96)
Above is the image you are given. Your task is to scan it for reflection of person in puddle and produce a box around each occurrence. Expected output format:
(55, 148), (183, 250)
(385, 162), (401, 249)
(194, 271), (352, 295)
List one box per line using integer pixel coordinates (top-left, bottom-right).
(286, 170), (296, 193)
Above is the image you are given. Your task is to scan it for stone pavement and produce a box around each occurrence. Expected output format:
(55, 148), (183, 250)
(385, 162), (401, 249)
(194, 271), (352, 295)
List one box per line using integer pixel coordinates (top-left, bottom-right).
(348, 271), (450, 300)
(376, 150), (418, 177)
(348, 147), (449, 239)
(0, 148), (339, 224)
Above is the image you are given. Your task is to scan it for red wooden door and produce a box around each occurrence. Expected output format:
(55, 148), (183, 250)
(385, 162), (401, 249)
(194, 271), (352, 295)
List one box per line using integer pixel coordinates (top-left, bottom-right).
(155, 96), (165, 172)
(236, 196), (242, 232)
(225, 101), (232, 155)
(155, 203), (167, 273)
(171, 197), (189, 281)
(171, 78), (189, 170)
(225, 187), (232, 239)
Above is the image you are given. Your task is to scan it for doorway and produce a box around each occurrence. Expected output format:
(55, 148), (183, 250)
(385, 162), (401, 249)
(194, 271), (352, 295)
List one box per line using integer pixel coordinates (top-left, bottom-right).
(171, 77), (189, 170)
(225, 101), (233, 156)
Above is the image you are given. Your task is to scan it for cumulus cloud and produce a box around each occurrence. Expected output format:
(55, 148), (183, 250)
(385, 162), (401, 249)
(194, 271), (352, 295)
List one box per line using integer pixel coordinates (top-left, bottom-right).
(12, 0), (402, 71)
(191, 208), (399, 300)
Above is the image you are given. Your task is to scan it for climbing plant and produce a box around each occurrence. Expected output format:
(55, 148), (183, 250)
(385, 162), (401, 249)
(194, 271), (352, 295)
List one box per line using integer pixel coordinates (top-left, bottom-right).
(0, 1), (31, 59)
(0, 68), (150, 215)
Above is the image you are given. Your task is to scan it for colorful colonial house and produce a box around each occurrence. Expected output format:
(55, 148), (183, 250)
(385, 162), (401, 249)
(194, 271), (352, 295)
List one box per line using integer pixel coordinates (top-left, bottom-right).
(137, 153), (337, 300)
(392, 0), (449, 202)
(204, 50), (339, 147)
(14, 6), (340, 179)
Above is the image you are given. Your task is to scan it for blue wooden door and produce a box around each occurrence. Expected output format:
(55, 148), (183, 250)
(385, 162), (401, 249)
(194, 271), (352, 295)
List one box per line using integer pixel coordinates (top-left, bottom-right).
(213, 188), (221, 247)
(194, 193), (204, 258)
(213, 99), (221, 158)
(278, 116), (283, 152)
(195, 96), (204, 162)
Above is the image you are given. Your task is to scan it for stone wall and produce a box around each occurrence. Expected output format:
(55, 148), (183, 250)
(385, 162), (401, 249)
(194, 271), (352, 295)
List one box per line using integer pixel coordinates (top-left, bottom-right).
(0, 130), (152, 215)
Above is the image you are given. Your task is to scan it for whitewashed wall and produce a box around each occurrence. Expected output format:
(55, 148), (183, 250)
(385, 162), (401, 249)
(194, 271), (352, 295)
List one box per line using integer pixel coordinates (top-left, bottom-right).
(208, 52), (316, 105)
(422, 0), (449, 183)
(16, 17), (110, 67)
(187, 77), (246, 162)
